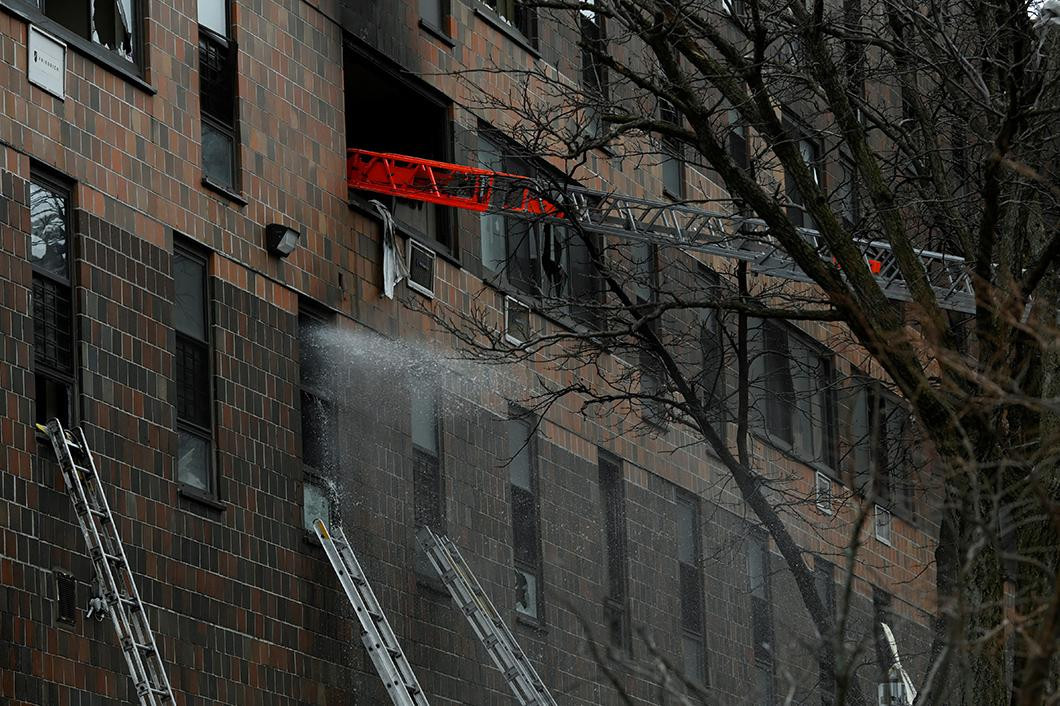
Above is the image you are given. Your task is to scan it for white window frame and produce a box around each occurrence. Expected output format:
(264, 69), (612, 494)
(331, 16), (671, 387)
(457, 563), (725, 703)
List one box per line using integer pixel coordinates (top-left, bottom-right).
(504, 296), (531, 345)
(874, 504), (893, 545)
(815, 472), (833, 515)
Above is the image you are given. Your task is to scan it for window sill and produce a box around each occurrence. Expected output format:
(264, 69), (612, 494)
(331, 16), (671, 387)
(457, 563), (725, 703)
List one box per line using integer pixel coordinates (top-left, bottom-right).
(178, 484), (227, 511)
(473, 7), (541, 60)
(515, 611), (547, 634)
(202, 178), (247, 206)
(0, 1), (156, 95)
(419, 19), (455, 48)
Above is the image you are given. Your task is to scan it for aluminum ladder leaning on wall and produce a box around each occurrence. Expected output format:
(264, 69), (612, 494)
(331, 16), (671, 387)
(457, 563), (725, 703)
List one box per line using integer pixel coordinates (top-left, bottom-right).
(39, 419), (177, 706)
(312, 518), (431, 706)
(417, 525), (558, 706)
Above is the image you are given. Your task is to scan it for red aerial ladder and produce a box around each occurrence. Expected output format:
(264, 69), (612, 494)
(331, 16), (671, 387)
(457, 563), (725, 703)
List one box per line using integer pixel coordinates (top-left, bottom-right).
(347, 148), (975, 314)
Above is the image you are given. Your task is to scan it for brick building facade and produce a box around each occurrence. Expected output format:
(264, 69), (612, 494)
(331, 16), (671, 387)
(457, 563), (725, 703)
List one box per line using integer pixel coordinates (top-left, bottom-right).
(0, 1), (937, 704)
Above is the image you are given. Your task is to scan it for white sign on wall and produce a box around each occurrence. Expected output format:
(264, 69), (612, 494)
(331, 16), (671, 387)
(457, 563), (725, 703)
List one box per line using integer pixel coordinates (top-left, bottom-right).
(28, 25), (66, 100)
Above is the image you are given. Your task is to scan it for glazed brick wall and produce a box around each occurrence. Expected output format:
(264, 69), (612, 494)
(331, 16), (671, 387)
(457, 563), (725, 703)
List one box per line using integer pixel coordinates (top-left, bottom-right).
(0, 1), (940, 705)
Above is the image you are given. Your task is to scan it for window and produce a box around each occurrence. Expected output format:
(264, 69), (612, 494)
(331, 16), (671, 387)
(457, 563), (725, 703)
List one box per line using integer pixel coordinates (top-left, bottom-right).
(815, 559), (836, 706)
(198, 0), (239, 191)
(748, 533), (773, 701)
(419, 0), (446, 28)
(660, 101), (685, 198)
(298, 304), (336, 532)
(784, 121), (821, 230)
(35, 0), (139, 65)
(751, 321), (837, 466)
(412, 387), (444, 576)
(599, 453), (630, 652)
(841, 376), (916, 516)
(346, 51), (454, 251)
(580, 1), (608, 139)
(479, 129), (604, 322)
(698, 268), (727, 437)
(634, 241), (666, 424)
(836, 156), (860, 228)
(484, 0), (537, 45)
(677, 491), (707, 685)
(30, 173), (75, 429)
(728, 108), (751, 173)
(174, 243), (214, 494)
(509, 415), (543, 620)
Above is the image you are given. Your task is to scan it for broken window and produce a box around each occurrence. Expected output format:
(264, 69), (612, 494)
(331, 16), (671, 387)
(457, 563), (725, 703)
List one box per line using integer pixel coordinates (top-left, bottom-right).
(41, 0), (138, 64)
(783, 117), (822, 230)
(580, 0), (608, 139)
(298, 303), (336, 532)
(31, 172), (75, 430)
(174, 241), (215, 494)
(198, 0), (239, 191)
(509, 414), (542, 620)
(346, 49), (454, 252)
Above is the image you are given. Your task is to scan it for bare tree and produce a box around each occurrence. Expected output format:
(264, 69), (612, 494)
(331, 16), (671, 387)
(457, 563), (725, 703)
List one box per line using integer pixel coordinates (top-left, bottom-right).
(409, 0), (1060, 703)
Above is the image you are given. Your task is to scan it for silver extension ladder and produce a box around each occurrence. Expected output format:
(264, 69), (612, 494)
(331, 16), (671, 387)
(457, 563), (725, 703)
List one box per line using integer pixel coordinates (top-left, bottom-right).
(41, 419), (176, 706)
(312, 519), (430, 706)
(417, 526), (557, 706)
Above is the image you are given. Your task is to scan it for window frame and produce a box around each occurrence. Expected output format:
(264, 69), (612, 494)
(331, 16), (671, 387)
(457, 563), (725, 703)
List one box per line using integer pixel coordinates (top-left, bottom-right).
(676, 490), (708, 686)
(599, 452), (631, 652)
(508, 411), (544, 624)
(698, 265), (728, 439)
(29, 169), (77, 431)
(478, 0), (538, 49)
(747, 530), (774, 682)
(3, 0), (148, 83)
(660, 100), (686, 199)
(197, 2), (241, 196)
(173, 239), (218, 499)
(298, 301), (337, 533)
(580, 0), (609, 140)
(753, 320), (838, 469)
(782, 115), (823, 231)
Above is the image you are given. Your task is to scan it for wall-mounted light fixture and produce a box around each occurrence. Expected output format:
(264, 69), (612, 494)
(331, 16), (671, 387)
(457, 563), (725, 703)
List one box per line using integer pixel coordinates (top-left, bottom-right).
(265, 223), (301, 257)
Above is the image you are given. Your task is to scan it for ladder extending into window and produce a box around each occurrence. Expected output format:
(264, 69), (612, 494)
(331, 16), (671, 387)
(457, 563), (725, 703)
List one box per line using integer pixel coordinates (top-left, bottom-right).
(417, 526), (558, 706)
(39, 419), (177, 706)
(312, 519), (431, 706)
(347, 148), (976, 314)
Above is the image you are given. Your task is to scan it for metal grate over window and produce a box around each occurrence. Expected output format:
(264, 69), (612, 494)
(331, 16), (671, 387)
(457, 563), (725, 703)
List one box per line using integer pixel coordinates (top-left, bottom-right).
(55, 572), (76, 625)
(33, 276), (73, 374)
(176, 337), (211, 427)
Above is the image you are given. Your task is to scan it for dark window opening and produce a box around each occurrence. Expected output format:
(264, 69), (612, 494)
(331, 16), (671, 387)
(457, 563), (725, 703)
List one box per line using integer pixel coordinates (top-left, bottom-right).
(783, 120), (821, 230)
(509, 415), (542, 620)
(836, 156), (860, 229)
(699, 268), (727, 438)
(753, 320), (837, 466)
(747, 532), (773, 666)
(484, 0), (537, 45)
(599, 454), (631, 652)
(419, 0), (447, 29)
(40, 0), (138, 64)
(298, 304), (337, 532)
(55, 572), (76, 625)
(660, 100), (685, 198)
(174, 244), (214, 494)
(198, 7), (238, 192)
(728, 108), (751, 174)
(345, 49), (454, 251)
(30, 175), (74, 430)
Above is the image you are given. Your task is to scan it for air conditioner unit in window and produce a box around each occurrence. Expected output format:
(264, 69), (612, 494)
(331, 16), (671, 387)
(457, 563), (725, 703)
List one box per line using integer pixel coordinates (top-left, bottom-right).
(505, 296), (531, 344)
(874, 505), (893, 545)
(815, 472), (833, 515)
(406, 240), (436, 297)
